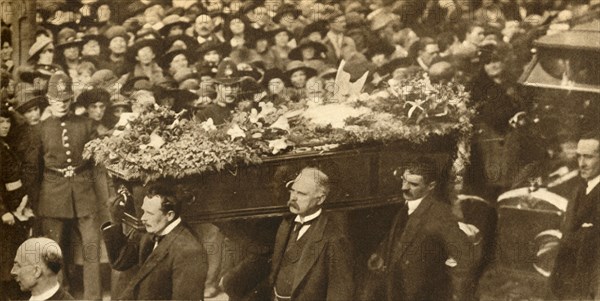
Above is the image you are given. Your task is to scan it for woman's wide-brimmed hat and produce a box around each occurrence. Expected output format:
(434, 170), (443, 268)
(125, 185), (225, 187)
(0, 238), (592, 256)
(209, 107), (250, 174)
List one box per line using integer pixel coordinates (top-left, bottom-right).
(284, 60), (317, 80)
(55, 27), (84, 49)
(288, 38), (327, 61)
(28, 35), (54, 61)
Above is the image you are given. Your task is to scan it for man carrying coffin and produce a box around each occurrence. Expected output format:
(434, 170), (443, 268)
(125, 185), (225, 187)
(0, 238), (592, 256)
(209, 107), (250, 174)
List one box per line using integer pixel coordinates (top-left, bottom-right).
(270, 166), (354, 301)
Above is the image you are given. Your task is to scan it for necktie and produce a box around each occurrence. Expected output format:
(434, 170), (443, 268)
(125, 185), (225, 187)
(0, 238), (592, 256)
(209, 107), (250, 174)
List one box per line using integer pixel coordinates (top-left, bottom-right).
(153, 235), (164, 244)
(290, 219), (316, 242)
(152, 235), (164, 250)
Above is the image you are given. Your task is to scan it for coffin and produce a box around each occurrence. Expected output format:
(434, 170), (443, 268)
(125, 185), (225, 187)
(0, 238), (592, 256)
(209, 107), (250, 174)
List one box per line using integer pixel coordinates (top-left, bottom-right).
(108, 136), (458, 223)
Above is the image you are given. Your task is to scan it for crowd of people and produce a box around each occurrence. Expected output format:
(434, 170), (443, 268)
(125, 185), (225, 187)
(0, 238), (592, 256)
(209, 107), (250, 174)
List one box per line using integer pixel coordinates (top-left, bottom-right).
(1, 0), (600, 300)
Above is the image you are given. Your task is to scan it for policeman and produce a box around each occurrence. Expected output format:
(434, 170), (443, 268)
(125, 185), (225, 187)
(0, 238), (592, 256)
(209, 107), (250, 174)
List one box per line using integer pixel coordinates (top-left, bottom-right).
(194, 58), (243, 125)
(35, 71), (101, 300)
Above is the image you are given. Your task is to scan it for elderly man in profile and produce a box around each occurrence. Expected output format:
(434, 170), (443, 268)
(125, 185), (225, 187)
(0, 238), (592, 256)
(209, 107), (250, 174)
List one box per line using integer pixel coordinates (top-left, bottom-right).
(11, 237), (73, 300)
(270, 165), (354, 301)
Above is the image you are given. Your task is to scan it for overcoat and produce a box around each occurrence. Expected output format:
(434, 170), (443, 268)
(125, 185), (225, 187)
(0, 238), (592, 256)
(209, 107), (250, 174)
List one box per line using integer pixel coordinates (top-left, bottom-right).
(102, 222), (208, 300)
(269, 213), (354, 301)
(360, 196), (476, 301)
(551, 180), (600, 299)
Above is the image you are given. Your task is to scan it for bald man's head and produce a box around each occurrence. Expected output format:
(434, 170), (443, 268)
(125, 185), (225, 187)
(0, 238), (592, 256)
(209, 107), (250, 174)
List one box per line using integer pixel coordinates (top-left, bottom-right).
(11, 237), (63, 292)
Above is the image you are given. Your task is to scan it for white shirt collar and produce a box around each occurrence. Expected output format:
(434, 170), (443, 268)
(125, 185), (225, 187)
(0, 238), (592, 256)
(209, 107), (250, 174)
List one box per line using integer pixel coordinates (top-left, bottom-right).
(295, 208), (322, 224)
(587, 174), (600, 195)
(30, 282), (60, 301)
(158, 217), (182, 237)
(407, 197), (424, 215)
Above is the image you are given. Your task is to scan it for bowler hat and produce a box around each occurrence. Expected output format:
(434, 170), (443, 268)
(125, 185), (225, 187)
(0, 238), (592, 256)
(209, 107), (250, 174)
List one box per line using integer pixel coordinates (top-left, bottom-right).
(46, 72), (74, 101)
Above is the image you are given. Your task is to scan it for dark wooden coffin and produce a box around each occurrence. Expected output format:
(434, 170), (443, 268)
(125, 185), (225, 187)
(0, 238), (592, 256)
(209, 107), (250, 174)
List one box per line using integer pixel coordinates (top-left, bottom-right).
(109, 137), (458, 223)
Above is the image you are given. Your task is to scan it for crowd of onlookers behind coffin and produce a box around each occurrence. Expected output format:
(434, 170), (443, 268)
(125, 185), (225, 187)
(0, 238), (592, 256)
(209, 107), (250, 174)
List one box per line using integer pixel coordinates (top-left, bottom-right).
(1, 0), (600, 300)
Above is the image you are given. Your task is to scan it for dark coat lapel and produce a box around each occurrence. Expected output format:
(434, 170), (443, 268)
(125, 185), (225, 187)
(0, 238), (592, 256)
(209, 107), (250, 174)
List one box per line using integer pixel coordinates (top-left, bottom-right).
(397, 196), (434, 259)
(291, 214), (328, 294)
(125, 225), (184, 292)
(271, 216), (294, 283)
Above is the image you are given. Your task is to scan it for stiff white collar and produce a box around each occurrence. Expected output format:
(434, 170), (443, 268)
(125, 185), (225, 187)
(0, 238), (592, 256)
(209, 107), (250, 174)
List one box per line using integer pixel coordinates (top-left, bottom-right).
(158, 217), (182, 237)
(587, 174), (600, 195)
(295, 209), (322, 224)
(407, 197), (425, 215)
(30, 282), (59, 301)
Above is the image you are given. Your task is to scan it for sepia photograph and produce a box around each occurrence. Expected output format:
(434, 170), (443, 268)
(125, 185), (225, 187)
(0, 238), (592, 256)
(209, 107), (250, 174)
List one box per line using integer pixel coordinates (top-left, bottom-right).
(0, 0), (599, 300)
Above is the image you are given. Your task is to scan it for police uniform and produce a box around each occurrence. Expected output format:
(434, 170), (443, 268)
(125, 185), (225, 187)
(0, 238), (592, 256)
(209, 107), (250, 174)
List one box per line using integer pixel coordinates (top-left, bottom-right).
(36, 72), (102, 300)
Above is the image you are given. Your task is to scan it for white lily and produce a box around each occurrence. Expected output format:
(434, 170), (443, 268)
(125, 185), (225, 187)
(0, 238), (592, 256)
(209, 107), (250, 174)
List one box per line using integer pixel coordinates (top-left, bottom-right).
(227, 124), (246, 140)
(269, 116), (290, 131)
(201, 118), (217, 131)
(268, 137), (289, 154)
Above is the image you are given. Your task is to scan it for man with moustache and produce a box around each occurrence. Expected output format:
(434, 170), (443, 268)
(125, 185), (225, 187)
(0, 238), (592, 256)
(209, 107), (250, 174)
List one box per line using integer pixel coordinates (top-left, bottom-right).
(33, 71), (102, 300)
(102, 184), (208, 300)
(551, 132), (600, 299)
(10, 237), (73, 300)
(360, 157), (474, 301)
(270, 166), (354, 301)
(193, 13), (223, 45)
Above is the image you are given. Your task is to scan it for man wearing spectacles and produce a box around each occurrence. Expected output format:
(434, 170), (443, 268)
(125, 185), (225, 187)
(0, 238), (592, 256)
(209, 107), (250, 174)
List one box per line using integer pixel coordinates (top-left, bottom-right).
(11, 237), (73, 300)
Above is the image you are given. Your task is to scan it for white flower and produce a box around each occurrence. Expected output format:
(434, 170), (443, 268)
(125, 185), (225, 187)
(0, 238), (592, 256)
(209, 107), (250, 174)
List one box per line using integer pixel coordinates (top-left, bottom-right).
(258, 102), (276, 119)
(268, 138), (289, 154)
(148, 132), (165, 149)
(269, 116), (290, 131)
(227, 124), (246, 140)
(358, 93), (370, 102)
(201, 118), (217, 131)
(249, 109), (260, 124)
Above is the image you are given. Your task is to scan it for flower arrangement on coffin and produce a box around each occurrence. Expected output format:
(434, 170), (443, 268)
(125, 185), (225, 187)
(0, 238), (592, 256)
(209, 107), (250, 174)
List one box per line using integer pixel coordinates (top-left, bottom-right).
(85, 72), (475, 181)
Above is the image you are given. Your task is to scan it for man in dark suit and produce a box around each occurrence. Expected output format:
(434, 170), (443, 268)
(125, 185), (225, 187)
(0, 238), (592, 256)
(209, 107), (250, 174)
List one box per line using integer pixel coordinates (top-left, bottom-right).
(11, 237), (74, 300)
(551, 131), (600, 299)
(34, 71), (101, 300)
(102, 184), (208, 300)
(270, 166), (354, 301)
(360, 157), (475, 301)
